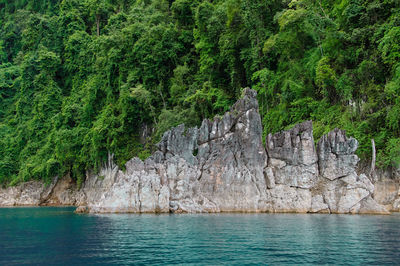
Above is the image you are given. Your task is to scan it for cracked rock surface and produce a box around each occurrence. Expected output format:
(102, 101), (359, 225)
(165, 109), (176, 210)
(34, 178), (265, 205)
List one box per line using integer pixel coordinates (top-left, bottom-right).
(265, 121), (319, 189)
(313, 130), (386, 214)
(0, 88), (391, 214)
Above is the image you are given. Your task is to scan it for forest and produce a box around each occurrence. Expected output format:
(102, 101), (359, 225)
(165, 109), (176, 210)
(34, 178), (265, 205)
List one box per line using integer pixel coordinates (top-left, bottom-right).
(0, 0), (399, 185)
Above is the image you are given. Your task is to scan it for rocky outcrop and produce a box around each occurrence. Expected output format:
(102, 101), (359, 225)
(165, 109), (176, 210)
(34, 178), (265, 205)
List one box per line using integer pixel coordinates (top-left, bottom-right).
(262, 122), (388, 214)
(264, 121), (317, 212)
(80, 157), (170, 213)
(0, 88), (391, 214)
(0, 176), (82, 207)
(40, 175), (84, 206)
(311, 129), (387, 214)
(78, 88), (269, 213)
(0, 181), (44, 206)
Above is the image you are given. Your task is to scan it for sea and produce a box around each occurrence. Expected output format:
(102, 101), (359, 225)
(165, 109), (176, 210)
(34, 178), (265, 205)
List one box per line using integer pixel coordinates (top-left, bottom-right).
(0, 207), (399, 265)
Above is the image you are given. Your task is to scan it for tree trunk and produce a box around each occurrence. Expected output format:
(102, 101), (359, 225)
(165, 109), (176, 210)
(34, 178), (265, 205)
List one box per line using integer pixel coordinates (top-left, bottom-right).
(370, 138), (376, 180)
(96, 14), (100, 36)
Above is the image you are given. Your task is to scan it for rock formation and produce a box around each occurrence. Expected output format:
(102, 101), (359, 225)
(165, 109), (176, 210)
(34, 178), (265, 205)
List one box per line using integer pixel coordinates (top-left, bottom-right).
(313, 129), (386, 214)
(0, 181), (44, 206)
(79, 88), (269, 213)
(0, 88), (393, 214)
(264, 121), (317, 212)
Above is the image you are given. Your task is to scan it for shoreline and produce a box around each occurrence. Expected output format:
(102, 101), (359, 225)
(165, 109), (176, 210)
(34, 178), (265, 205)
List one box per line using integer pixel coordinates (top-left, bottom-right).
(0, 204), (396, 215)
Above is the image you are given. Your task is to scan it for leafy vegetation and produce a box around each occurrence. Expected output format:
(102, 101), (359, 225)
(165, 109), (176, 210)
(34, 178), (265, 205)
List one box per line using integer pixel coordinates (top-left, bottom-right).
(0, 0), (399, 185)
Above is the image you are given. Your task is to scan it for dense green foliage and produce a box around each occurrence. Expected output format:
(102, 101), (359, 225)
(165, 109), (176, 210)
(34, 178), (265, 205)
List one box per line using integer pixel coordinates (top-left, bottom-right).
(0, 0), (399, 185)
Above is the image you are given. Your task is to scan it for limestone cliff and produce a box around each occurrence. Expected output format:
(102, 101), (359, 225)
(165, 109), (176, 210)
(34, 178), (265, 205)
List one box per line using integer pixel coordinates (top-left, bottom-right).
(0, 88), (393, 214)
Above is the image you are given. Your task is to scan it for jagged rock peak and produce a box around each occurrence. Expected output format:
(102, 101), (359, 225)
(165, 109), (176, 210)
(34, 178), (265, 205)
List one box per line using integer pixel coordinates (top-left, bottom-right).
(155, 88), (260, 163)
(318, 128), (358, 155)
(266, 120), (317, 166)
(231, 87), (259, 113)
(156, 124), (199, 165)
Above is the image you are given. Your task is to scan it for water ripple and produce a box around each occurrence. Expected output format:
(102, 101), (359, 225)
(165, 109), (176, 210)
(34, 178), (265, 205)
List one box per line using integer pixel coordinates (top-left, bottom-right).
(0, 209), (400, 265)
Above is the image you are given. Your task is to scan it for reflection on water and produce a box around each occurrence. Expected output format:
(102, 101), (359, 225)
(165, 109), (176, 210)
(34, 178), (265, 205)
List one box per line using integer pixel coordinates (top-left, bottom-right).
(0, 207), (399, 265)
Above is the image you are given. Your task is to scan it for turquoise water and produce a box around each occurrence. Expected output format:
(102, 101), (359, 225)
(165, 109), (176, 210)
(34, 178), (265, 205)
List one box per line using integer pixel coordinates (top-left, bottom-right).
(0, 208), (399, 265)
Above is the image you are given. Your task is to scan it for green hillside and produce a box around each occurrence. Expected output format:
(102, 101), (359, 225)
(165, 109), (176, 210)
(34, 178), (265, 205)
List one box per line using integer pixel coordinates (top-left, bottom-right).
(0, 0), (399, 185)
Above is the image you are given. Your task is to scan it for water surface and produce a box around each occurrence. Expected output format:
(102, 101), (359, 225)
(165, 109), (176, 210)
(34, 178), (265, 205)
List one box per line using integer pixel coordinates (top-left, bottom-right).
(0, 207), (399, 265)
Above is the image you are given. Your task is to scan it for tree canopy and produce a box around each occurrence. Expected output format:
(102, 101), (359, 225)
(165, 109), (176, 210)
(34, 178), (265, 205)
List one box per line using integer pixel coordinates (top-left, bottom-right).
(0, 0), (399, 185)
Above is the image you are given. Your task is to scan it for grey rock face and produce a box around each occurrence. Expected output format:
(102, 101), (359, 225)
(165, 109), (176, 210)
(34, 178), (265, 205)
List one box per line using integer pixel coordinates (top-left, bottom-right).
(0, 181), (44, 206)
(359, 196), (390, 214)
(314, 130), (388, 214)
(310, 194), (329, 213)
(265, 121), (319, 189)
(79, 157), (169, 213)
(262, 122), (386, 214)
(157, 124), (198, 165)
(67, 88), (269, 213)
(188, 89), (268, 212)
(0, 88), (390, 214)
(40, 175), (83, 206)
(266, 185), (312, 213)
(266, 121), (317, 165)
(317, 129), (359, 180)
(0, 177), (83, 207)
